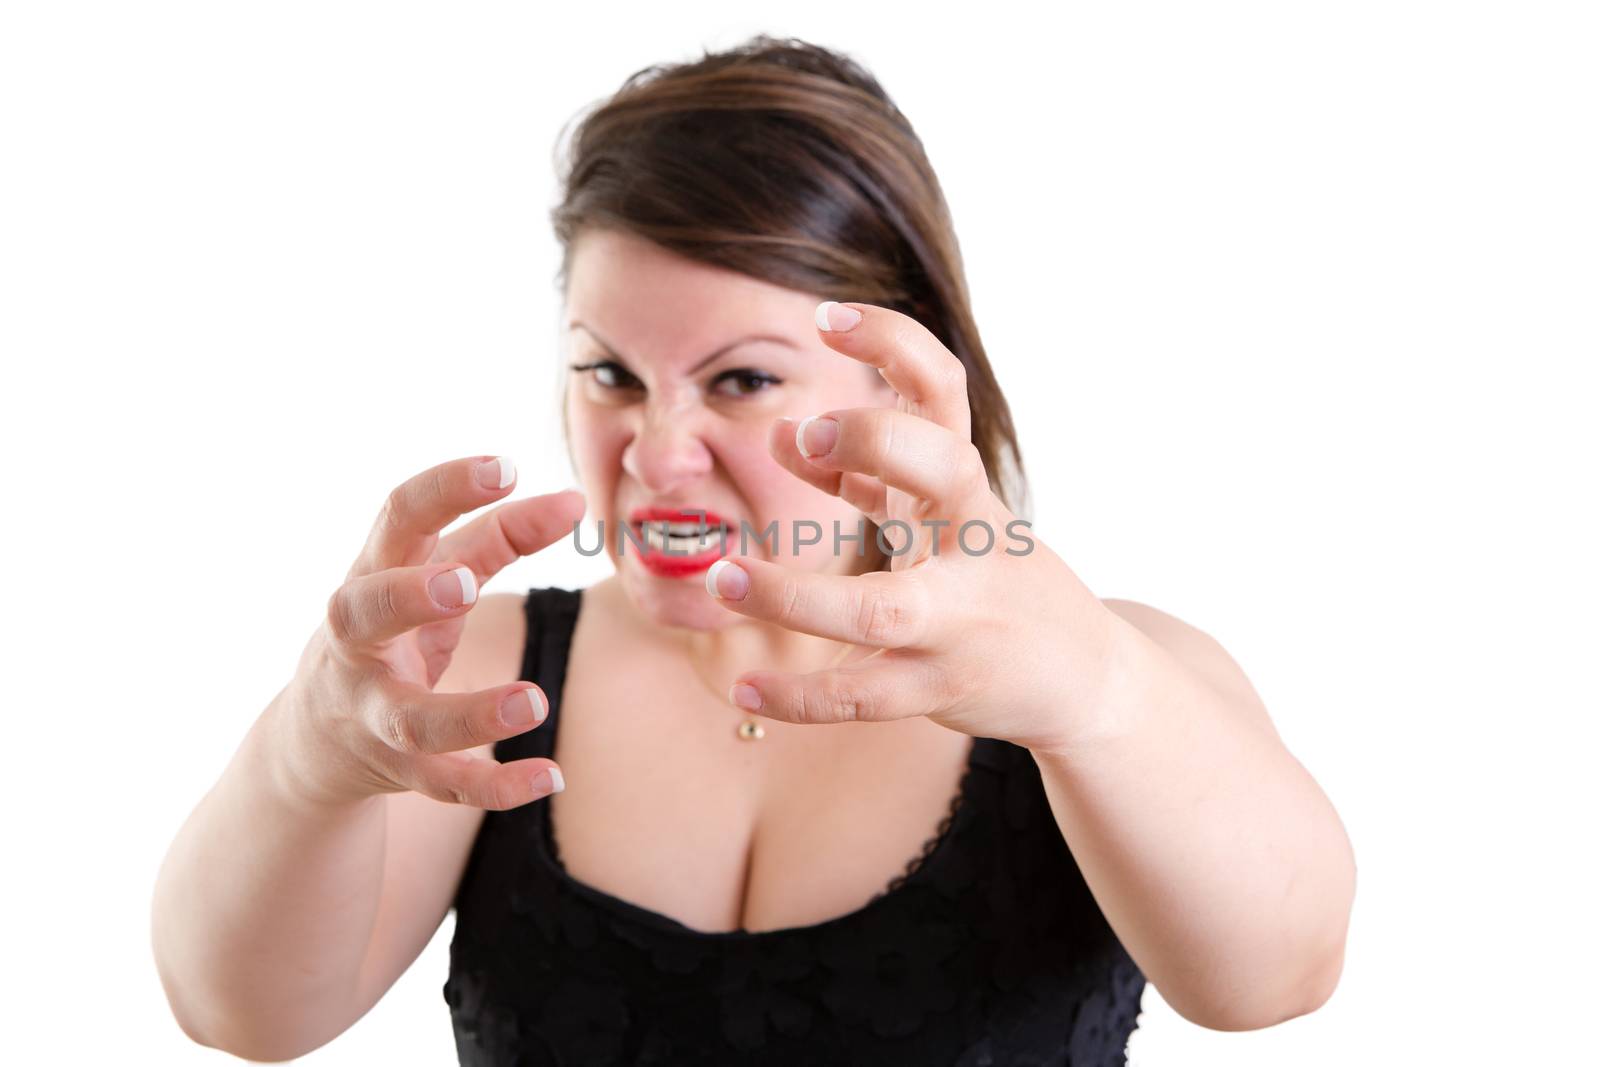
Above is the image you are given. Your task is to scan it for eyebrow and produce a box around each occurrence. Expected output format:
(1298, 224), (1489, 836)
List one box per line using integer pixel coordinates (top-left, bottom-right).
(568, 322), (799, 375)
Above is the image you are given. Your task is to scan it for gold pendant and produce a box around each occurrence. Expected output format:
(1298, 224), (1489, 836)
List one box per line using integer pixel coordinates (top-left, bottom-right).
(737, 718), (766, 741)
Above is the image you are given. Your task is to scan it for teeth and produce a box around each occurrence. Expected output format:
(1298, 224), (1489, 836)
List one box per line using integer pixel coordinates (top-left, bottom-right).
(640, 521), (724, 553)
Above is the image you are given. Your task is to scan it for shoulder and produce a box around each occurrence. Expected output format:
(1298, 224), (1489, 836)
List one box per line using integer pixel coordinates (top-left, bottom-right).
(445, 592), (531, 692)
(1100, 598), (1274, 732)
(1100, 598), (1218, 653)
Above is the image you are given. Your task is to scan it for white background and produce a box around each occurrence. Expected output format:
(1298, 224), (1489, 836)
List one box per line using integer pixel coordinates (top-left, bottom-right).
(3, 1), (1596, 1063)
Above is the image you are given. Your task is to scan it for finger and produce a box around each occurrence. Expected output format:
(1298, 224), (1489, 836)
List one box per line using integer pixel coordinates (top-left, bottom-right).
(794, 407), (990, 518)
(408, 751), (565, 810)
(813, 301), (972, 441)
(325, 561), (484, 652)
(361, 678), (550, 757)
(328, 488), (585, 654)
(729, 654), (948, 726)
(434, 486), (587, 582)
(768, 416), (888, 526)
(352, 455), (521, 579)
(705, 555), (933, 649)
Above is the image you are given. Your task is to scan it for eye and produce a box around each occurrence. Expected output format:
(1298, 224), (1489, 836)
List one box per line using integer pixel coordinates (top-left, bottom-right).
(711, 368), (783, 398)
(567, 360), (782, 399)
(569, 360), (642, 391)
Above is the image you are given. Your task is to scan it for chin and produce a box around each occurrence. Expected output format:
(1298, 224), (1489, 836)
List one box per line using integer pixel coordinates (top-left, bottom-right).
(617, 556), (742, 631)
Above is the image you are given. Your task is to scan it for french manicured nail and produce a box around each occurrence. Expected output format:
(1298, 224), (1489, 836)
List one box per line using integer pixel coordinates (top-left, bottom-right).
(815, 300), (862, 332)
(428, 565), (478, 609)
(533, 766), (565, 795)
(476, 456), (516, 489)
(730, 683), (763, 710)
(705, 558), (749, 600)
(796, 414), (838, 458)
(500, 687), (545, 728)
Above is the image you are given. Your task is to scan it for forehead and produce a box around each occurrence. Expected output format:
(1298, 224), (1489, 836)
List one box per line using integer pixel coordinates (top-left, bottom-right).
(564, 228), (820, 361)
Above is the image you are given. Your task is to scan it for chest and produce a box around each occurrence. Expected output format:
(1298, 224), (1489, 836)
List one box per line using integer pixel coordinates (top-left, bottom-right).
(549, 634), (975, 934)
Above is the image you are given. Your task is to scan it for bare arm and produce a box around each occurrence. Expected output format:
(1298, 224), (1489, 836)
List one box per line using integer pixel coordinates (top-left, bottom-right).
(150, 458), (580, 1061)
(1030, 599), (1356, 1031)
(150, 685), (392, 1061)
(150, 669), (506, 1059)
(150, 595), (531, 1059)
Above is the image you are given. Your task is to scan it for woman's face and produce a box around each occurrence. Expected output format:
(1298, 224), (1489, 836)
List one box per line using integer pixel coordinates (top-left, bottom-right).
(563, 227), (897, 631)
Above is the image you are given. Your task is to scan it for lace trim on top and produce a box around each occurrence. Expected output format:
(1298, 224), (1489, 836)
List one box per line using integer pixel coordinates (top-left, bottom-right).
(871, 750), (976, 901)
(544, 736), (980, 908)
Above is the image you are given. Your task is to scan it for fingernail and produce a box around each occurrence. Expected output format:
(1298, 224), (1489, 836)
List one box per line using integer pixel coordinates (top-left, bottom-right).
(476, 456), (516, 489)
(730, 683), (763, 710)
(500, 687), (545, 728)
(533, 766), (565, 795)
(796, 415), (838, 458)
(428, 565), (478, 609)
(705, 558), (749, 600)
(815, 300), (862, 332)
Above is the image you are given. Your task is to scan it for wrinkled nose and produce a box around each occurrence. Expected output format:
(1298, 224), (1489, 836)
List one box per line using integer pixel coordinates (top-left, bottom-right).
(622, 406), (715, 494)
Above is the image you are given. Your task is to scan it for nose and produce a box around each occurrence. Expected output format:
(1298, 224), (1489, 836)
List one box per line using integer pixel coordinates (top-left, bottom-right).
(621, 402), (716, 494)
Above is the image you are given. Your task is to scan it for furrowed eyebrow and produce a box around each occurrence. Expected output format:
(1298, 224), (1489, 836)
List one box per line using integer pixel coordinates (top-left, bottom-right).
(568, 322), (798, 375)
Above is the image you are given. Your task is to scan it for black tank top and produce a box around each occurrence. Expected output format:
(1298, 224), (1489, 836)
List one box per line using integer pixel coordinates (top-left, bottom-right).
(445, 587), (1145, 1065)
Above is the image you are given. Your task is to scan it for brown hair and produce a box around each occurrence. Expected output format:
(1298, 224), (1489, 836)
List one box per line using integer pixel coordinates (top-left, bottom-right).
(550, 35), (1030, 566)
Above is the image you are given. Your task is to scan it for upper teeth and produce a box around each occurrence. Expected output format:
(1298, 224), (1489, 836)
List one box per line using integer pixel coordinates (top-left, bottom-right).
(640, 521), (724, 548)
(644, 521), (718, 535)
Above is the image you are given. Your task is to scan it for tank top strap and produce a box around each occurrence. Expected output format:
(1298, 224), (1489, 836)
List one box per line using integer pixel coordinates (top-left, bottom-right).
(493, 585), (581, 765)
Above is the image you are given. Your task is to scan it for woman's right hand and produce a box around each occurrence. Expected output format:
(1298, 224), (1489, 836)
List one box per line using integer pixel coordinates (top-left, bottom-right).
(273, 455), (586, 811)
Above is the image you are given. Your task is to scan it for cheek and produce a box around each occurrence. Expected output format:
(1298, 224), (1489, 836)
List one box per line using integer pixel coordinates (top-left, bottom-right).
(715, 423), (782, 495)
(567, 402), (623, 459)
(718, 424), (857, 529)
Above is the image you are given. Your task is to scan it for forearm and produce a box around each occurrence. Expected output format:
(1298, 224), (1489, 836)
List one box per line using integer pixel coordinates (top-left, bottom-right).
(1030, 617), (1355, 1030)
(151, 688), (387, 1060)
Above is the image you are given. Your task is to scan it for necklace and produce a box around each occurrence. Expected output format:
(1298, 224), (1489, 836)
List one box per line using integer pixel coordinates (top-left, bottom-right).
(683, 634), (862, 741)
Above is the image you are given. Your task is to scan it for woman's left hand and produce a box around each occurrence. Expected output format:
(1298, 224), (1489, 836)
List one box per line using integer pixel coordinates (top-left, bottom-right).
(704, 300), (1126, 753)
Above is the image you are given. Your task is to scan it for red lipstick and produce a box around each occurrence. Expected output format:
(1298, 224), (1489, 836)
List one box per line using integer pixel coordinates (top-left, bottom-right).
(625, 506), (732, 578)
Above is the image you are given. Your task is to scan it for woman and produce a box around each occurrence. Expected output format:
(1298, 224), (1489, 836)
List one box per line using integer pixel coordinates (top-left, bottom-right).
(152, 35), (1355, 1065)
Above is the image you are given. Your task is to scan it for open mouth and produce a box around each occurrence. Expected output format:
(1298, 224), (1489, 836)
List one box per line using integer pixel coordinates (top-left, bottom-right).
(632, 520), (730, 555)
(626, 507), (734, 568)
